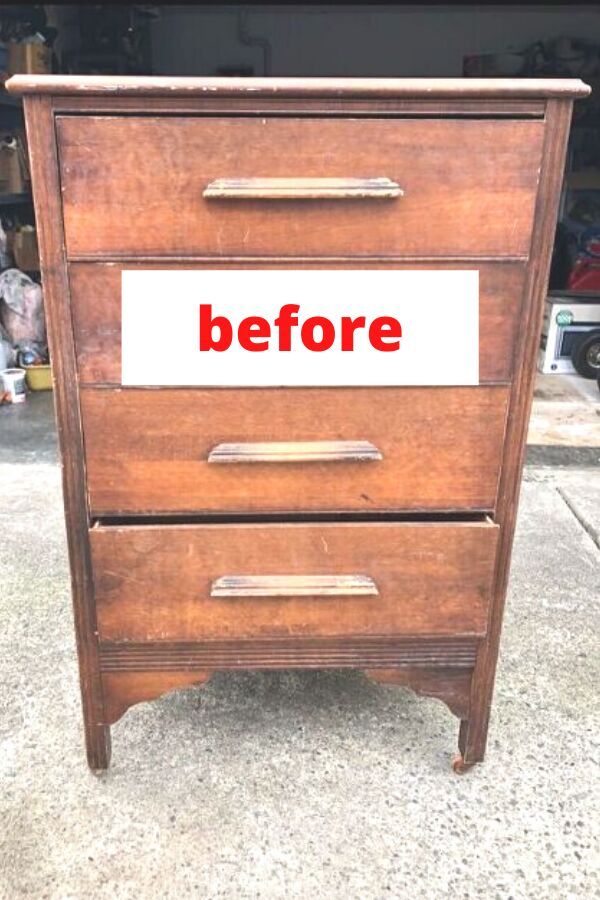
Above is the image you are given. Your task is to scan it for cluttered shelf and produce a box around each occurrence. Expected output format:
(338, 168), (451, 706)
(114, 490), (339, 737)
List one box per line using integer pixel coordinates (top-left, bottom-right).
(0, 106), (40, 276)
(0, 114), (43, 398)
(1, 2), (150, 404)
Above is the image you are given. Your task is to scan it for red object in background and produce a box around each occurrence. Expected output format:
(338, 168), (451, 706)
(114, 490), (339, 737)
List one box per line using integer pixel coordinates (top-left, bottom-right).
(568, 257), (600, 291)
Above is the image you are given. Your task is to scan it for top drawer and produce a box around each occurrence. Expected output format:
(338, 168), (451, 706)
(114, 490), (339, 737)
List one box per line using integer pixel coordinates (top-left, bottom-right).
(57, 116), (544, 259)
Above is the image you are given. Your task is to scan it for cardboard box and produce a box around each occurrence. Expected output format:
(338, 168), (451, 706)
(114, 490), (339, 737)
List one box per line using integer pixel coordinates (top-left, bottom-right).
(10, 229), (39, 271)
(8, 42), (51, 76)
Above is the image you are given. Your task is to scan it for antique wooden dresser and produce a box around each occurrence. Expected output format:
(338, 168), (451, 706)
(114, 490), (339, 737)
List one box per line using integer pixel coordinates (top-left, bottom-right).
(8, 75), (589, 772)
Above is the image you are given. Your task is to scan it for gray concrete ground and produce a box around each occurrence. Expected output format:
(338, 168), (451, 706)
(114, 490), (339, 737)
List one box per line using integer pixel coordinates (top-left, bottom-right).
(1, 391), (599, 899)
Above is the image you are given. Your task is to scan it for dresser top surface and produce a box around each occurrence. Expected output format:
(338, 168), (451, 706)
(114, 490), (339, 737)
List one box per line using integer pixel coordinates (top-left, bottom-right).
(6, 74), (590, 100)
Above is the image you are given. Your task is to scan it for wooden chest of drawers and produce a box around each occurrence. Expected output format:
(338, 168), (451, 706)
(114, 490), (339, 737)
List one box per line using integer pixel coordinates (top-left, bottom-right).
(9, 75), (589, 772)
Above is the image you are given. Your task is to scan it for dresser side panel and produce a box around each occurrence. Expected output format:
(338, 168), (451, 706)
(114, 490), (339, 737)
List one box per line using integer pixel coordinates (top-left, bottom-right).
(22, 95), (110, 768)
(465, 98), (576, 762)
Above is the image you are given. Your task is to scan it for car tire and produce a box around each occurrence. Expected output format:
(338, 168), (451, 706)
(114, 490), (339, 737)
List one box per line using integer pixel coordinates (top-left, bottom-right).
(572, 329), (600, 379)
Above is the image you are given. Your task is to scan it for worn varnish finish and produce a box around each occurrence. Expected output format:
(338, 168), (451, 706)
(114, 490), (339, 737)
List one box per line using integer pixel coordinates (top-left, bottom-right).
(9, 74), (590, 98)
(98, 637), (480, 671)
(69, 261), (526, 384)
(81, 386), (509, 515)
(102, 670), (213, 726)
(366, 668), (473, 721)
(459, 99), (579, 772)
(90, 521), (499, 641)
(57, 116), (544, 258)
(9, 74), (589, 772)
(203, 177), (404, 200)
(21, 96), (111, 771)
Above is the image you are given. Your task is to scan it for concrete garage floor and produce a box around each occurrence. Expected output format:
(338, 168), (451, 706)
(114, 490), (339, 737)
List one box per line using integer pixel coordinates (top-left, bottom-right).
(1, 384), (599, 899)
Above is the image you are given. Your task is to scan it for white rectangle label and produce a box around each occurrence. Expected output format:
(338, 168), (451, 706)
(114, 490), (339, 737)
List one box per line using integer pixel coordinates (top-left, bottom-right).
(121, 269), (479, 386)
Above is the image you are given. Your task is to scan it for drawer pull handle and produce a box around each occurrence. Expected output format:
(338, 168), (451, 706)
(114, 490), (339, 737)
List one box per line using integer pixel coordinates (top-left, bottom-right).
(208, 440), (383, 464)
(211, 575), (379, 598)
(203, 177), (403, 200)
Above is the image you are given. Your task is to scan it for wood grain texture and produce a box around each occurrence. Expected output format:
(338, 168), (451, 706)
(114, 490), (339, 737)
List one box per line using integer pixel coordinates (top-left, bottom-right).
(365, 667), (472, 720)
(102, 670), (213, 725)
(98, 637), (479, 671)
(459, 99), (578, 768)
(90, 520), (499, 641)
(57, 116), (544, 257)
(101, 660), (472, 725)
(68, 261), (527, 384)
(7, 74), (591, 99)
(80, 386), (510, 515)
(15, 78), (583, 770)
(101, 663), (471, 726)
(22, 97), (111, 770)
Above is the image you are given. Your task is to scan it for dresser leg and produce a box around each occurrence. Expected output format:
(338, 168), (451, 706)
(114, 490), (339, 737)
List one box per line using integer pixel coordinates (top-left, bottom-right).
(452, 711), (488, 774)
(451, 720), (478, 774)
(85, 721), (112, 773)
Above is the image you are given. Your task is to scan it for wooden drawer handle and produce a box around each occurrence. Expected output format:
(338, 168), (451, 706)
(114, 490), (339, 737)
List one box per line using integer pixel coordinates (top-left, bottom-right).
(211, 575), (379, 598)
(208, 440), (383, 464)
(203, 177), (403, 200)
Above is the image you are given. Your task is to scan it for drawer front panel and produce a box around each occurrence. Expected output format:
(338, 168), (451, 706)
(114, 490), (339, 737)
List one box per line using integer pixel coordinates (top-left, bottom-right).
(81, 385), (509, 515)
(69, 261), (525, 385)
(58, 116), (543, 258)
(91, 521), (499, 640)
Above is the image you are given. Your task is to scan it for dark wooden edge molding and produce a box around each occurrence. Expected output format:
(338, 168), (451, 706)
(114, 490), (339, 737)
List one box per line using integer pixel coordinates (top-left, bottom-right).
(23, 96), (111, 770)
(68, 256), (529, 264)
(98, 638), (477, 724)
(460, 98), (576, 767)
(7, 75), (590, 100)
(51, 97), (548, 117)
(99, 637), (479, 672)
(102, 667), (473, 726)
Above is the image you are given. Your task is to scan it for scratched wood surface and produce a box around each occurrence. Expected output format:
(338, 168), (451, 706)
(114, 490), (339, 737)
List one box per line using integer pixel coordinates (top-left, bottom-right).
(7, 74), (591, 99)
(57, 116), (544, 258)
(13, 76), (586, 771)
(22, 96), (111, 770)
(91, 520), (499, 641)
(457, 99), (579, 771)
(80, 385), (509, 515)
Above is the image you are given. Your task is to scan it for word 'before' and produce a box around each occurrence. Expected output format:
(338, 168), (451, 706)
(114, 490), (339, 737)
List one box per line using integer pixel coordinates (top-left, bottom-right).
(199, 303), (403, 352)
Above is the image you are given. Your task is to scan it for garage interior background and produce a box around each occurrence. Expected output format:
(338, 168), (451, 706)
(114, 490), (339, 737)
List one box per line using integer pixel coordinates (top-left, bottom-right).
(32, 5), (600, 77)
(1, 3), (600, 415)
